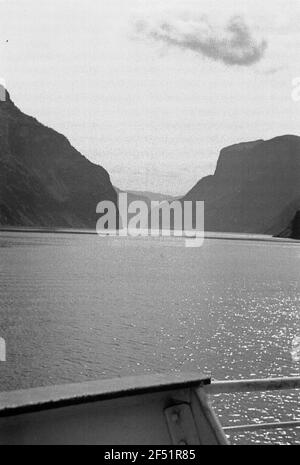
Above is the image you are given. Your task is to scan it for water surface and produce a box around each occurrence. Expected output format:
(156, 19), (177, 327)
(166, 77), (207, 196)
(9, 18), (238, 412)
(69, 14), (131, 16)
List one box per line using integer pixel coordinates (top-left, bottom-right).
(0, 231), (299, 444)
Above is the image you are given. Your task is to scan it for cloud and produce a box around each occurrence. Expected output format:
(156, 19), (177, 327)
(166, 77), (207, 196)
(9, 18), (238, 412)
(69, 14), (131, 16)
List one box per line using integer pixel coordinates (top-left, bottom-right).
(135, 15), (267, 66)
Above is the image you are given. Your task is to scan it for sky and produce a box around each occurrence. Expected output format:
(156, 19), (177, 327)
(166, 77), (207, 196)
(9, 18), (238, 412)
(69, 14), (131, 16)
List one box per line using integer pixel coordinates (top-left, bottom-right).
(0, 0), (300, 195)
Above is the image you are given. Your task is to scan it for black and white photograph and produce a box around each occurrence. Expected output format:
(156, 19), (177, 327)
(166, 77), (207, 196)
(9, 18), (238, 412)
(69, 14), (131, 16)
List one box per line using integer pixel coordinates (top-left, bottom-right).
(0, 0), (299, 447)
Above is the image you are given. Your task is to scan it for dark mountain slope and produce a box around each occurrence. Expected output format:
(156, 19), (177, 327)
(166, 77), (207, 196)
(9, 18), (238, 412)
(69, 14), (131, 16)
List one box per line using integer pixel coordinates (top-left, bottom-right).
(0, 88), (117, 228)
(182, 136), (300, 234)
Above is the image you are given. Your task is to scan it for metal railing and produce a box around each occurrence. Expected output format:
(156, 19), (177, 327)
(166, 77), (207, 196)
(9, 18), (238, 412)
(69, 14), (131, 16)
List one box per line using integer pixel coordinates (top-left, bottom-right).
(205, 376), (300, 433)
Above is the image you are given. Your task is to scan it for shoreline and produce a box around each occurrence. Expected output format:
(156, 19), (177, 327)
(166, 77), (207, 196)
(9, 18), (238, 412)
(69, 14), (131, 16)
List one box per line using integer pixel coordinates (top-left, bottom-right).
(0, 227), (299, 245)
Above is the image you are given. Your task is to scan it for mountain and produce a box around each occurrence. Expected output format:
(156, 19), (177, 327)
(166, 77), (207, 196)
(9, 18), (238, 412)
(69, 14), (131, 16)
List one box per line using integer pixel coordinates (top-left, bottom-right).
(182, 136), (300, 235)
(0, 87), (118, 228)
(1, 87), (299, 235)
(126, 190), (177, 203)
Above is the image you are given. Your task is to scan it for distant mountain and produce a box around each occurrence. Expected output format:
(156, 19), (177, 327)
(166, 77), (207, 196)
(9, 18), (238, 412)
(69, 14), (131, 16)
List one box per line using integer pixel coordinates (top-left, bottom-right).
(127, 190), (177, 202)
(182, 136), (300, 235)
(114, 189), (180, 229)
(0, 88), (118, 228)
(114, 188), (152, 208)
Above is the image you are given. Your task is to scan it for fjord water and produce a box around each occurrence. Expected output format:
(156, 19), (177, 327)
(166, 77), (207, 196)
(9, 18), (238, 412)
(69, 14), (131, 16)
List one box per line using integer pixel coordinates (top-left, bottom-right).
(0, 232), (299, 444)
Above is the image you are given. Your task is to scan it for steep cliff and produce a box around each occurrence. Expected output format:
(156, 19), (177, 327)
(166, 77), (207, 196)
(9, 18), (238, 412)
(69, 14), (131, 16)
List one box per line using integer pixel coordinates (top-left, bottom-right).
(182, 136), (300, 234)
(0, 88), (118, 228)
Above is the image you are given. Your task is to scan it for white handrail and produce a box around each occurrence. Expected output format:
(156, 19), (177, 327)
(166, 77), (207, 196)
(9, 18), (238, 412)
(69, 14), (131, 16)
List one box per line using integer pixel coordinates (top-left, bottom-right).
(206, 376), (300, 394)
(223, 420), (300, 432)
(206, 377), (300, 436)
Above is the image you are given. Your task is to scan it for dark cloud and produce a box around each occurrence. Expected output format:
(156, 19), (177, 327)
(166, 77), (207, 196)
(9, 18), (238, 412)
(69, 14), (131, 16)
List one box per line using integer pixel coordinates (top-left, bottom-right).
(135, 15), (267, 66)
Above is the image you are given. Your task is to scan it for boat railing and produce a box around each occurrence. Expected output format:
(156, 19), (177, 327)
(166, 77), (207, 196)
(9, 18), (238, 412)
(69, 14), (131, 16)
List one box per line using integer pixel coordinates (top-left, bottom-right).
(205, 376), (300, 433)
(0, 374), (299, 443)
